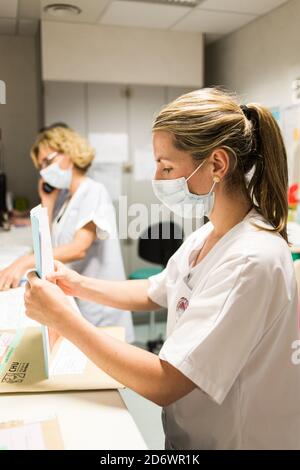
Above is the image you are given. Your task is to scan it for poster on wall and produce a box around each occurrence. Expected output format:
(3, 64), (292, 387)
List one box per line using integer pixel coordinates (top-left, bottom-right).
(282, 104), (300, 223)
(89, 133), (128, 164)
(88, 162), (123, 201)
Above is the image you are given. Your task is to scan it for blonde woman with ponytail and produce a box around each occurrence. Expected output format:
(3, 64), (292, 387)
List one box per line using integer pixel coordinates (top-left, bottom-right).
(24, 89), (300, 450)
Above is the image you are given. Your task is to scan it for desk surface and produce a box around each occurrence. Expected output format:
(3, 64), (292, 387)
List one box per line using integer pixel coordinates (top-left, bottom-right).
(0, 226), (32, 247)
(0, 390), (147, 450)
(0, 226), (33, 269)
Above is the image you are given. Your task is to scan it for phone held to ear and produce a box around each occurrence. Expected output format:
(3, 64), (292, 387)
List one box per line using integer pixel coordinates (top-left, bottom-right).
(42, 182), (55, 194)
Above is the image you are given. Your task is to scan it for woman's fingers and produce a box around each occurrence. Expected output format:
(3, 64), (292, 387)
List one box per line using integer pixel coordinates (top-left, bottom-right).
(0, 273), (12, 291)
(26, 270), (42, 288)
(46, 260), (65, 283)
(12, 276), (21, 289)
(54, 260), (64, 270)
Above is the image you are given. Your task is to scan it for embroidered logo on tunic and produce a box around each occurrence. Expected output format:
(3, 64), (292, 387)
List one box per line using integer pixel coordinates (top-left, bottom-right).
(176, 297), (189, 317)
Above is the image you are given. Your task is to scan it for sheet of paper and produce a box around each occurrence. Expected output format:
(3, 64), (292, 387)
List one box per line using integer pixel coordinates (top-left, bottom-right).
(88, 162), (123, 201)
(0, 332), (15, 366)
(89, 132), (128, 163)
(0, 417), (64, 450)
(30, 205), (55, 378)
(0, 422), (45, 450)
(0, 288), (38, 330)
(50, 338), (88, 376)
(0, 328), (24, 376)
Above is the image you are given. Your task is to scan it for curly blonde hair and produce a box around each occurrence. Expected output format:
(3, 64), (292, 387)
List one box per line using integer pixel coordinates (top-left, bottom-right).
(30, 126), (95, 171)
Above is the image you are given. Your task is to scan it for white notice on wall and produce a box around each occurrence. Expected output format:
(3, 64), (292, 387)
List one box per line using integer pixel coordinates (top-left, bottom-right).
(89, 132), (128, 163)
(89, 163), (123, 201)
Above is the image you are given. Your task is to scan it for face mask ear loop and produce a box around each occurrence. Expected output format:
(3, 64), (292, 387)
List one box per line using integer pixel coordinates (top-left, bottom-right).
(186, 160), (205, 182)
(209, 181), (217, 194)
(209, 175), (221, 194)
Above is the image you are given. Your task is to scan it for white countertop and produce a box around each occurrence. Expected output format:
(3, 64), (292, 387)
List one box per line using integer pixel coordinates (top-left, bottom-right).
(0, 226), (33, 269)
(0, 226), (32, 247)
(0, 390), (147, 450)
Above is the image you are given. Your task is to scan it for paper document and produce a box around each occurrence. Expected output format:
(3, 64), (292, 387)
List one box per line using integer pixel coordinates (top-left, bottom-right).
(89, 132), (128, 163)
(0, 416), (64, 450)
(0, 288), (38, 330)
(30, 205), (54, 378)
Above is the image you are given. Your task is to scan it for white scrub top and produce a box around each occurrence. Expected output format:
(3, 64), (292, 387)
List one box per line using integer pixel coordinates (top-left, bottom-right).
(148, 208), (300, 450)
(52, 177), (134, 343)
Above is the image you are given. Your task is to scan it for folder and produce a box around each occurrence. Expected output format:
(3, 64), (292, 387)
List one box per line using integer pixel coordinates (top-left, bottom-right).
(30, 204), (55, 378)
(0, 325), (124, 393)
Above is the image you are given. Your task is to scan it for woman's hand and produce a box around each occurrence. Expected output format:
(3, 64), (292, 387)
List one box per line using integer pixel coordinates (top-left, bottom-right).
(46, 260), (83, 297)
(0, 255), (33, 291)
(38, 178), (60, 207)
(24, 271), (78, 334)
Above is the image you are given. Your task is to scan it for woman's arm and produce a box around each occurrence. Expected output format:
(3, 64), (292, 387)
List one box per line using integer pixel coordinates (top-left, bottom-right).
(25, 272), (196, 406)
(47, 261), (161, 312)
(53, 221), (96, 263)
(79, 277), (160, 312)
(0, 223), (96, 291)
(66, 316), (195, 406)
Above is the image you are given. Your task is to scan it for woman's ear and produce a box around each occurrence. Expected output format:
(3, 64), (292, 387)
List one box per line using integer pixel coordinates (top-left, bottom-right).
(211, 149), (230, 180)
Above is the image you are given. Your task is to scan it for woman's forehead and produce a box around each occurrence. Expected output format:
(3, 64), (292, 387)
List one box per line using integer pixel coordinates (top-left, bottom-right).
(37, 144), (54, 160)
(153, 130), (189, 163)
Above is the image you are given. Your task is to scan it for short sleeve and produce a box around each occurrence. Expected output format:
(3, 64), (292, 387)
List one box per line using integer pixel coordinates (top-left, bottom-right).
(75, 183), (116, 240)
(159, 254), (281, 405)
(148, 269), (168, 308)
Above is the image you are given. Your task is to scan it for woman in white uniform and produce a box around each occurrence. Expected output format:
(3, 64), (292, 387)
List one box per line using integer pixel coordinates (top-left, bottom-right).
(0, 126), (134, 342)
(25, 89), (300, 449)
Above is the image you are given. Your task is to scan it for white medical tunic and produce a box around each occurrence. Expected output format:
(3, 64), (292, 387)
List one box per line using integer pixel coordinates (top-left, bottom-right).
(52, 177), (134, 343)
(148, 208), (300, 449)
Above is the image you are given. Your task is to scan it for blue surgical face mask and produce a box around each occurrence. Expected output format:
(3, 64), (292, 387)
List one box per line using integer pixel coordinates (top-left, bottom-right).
(40, 161), (72, 190)
(152, 160), (217, 219)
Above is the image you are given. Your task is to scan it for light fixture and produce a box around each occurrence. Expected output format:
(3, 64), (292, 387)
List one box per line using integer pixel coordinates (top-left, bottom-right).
(43, 3), (82, 17)
(120, 0), (203, 7)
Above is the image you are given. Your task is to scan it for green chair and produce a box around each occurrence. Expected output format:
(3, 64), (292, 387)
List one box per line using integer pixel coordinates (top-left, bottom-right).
(129, 266), (163, 280)
(129, 267), (163, 347)
(292, 253), (300, 262)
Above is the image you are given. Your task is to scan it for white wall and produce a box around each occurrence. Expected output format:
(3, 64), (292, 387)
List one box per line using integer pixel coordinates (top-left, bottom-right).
(206, 0), (298, 108)
(41, 21), (204, 88)
(0, 35), (42, 207)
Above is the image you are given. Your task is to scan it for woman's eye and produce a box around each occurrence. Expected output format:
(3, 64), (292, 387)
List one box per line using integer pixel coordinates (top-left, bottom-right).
(163, 168), (172, 174)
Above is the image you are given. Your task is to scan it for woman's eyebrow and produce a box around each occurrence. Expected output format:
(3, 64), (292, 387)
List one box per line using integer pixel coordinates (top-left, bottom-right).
(155, 156), (171, 162)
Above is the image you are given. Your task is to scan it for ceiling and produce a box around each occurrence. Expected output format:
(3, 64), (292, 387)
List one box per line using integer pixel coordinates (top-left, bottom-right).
(0, 0), (289, 43)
